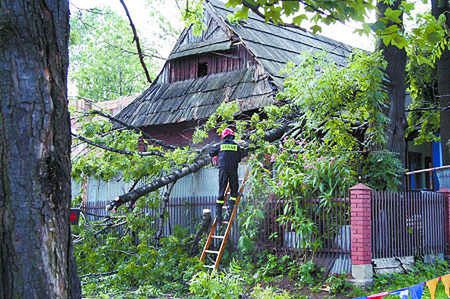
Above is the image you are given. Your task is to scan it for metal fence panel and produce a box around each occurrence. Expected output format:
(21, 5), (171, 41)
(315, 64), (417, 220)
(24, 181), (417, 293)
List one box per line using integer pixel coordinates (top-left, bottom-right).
(259, 196), (351, 274)
(371, 191), (446, 258)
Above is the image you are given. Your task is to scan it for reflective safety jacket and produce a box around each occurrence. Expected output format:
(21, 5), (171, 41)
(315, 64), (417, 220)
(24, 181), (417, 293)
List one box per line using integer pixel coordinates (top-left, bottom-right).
(209, 136), (242, 172)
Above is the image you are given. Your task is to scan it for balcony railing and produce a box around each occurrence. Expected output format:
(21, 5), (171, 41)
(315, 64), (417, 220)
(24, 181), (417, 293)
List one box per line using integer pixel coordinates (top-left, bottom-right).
(405, 165), (450, 191)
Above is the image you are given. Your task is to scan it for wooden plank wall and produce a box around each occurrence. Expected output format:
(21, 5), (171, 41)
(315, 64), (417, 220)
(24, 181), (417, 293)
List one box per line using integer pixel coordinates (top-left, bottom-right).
(168, 45), (256, 83)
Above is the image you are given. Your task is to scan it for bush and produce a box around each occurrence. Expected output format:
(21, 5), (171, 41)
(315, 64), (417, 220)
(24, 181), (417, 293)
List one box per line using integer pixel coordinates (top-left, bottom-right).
(250, 285), (293, 299)
(189, 271), (245, 298)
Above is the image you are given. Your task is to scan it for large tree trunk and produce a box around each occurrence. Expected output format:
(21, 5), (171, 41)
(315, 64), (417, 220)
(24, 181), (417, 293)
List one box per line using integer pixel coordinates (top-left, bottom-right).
(0, 1), (81, 298)
(433, 0), (450, 163)
(376, 1), (407, 167)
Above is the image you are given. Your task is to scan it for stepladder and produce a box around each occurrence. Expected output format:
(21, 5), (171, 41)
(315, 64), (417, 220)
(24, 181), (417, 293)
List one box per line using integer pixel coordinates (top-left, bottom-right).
(200, 167), (251, 270)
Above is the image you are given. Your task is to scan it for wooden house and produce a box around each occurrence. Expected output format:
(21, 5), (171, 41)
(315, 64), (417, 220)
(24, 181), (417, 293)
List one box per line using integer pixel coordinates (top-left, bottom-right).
(115, 0), (353, 146)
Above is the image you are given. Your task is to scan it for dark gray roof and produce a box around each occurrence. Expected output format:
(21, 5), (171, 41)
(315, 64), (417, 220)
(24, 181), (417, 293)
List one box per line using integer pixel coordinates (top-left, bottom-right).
(168, 38), (231, 60)
(115, 67), (274, 126)
(207, 0), (353, 87)
(115, 0), (354, 127)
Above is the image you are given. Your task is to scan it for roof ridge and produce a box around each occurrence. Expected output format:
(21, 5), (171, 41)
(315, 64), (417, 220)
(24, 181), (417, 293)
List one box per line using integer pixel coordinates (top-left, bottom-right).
(207, 0), (354, 52)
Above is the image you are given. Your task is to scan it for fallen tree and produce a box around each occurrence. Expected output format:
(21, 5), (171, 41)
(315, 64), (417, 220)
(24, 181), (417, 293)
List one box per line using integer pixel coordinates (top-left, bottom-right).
(106, 121), (291, 210)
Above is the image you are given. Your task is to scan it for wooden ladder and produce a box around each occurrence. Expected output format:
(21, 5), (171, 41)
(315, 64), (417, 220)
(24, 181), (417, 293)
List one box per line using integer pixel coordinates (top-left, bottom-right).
(200, 168), (251, 270)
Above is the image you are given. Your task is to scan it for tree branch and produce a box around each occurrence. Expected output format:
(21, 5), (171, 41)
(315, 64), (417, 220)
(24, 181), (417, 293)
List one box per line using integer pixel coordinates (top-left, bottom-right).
(106, 120), (292, 210)
(156, 181), (176, 243)
(119, 0), (152, 83)
(104, 40), (166, 60)
(88, 109), (176, 149)
(72, 132), (164, 157)
(107, 155), (211, 210)
(240, 0), (341, 28)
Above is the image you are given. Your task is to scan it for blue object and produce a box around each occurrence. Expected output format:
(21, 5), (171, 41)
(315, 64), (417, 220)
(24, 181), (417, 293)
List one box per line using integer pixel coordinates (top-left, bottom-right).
(432, 137), (443, 190)
(390, 288), (409, 299)
(410, 174), (416, 190)
(409, 282), (425, 299)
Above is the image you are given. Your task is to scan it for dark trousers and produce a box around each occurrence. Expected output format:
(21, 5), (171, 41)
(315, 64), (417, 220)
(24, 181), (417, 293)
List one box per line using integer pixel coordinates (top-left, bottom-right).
(217, 168), (238, 204)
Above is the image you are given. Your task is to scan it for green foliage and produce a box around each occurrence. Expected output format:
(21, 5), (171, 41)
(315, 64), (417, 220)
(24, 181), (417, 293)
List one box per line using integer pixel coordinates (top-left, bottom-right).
(250, 285), (293, 299)
(294, 260), (324, 287)
(325, 274), (352, 295)
(72, 114), (195, 183)
(182, 0), (207, 36)
(69, 8), (159, 101)
(362, 150), (404, 190)
(188, 270), (245, 298)
(224, 0), (373, 33)
(406, 13), (449, 67)
(193, 101), (240, 143)
(404, 12), (447, 144)
(76, 223), (203, 297)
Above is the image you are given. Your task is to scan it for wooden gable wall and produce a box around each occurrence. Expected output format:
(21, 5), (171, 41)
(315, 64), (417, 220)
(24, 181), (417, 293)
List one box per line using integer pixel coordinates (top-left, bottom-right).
(161, 6), (257, 83)
(168, 44), (256, 82)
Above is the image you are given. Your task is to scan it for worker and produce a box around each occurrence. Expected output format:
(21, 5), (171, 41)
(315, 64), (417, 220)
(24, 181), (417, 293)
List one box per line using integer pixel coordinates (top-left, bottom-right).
(209, 127), (242, 224)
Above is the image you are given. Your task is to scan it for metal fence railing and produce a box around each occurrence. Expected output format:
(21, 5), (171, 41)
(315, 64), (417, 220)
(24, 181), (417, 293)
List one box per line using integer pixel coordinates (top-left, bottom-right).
(405, 165), (450, 191)
(84, 196), (240, 245)
(259, 197), (351, 274)
(371, 191), (447, 259)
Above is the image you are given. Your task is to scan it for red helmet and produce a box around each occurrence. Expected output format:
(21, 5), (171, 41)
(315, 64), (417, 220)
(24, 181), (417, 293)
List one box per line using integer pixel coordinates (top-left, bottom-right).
(221, 128), (234, 139)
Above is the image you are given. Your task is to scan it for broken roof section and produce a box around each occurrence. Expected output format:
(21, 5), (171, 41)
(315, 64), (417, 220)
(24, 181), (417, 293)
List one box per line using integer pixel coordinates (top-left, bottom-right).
(115, 0), (353, 127)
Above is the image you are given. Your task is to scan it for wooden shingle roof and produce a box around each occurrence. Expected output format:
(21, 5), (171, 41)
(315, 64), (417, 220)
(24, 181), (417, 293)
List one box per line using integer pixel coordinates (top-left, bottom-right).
(114, 66), (274, 126)
(115, 0), (353, 127)
(208, 0), (352, 87)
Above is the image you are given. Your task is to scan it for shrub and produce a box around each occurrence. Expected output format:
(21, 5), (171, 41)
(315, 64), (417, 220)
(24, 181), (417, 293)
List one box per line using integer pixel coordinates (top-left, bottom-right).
(189, 271), (245, 299)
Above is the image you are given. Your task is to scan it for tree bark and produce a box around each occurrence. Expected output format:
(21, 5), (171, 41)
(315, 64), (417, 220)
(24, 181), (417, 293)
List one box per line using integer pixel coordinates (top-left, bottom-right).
(0, 1), (81, 298)
(433, 0), (450, 163)
(376, 1), (407, 167)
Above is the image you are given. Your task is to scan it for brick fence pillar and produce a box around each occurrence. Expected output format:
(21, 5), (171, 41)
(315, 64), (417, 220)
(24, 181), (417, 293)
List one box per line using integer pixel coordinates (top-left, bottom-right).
(438, 188), (450, 257)
(350, 183), (373, 286)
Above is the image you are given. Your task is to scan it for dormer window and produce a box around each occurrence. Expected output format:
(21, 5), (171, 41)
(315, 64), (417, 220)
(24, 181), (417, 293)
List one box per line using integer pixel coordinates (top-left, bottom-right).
(198, 62), (208, 77)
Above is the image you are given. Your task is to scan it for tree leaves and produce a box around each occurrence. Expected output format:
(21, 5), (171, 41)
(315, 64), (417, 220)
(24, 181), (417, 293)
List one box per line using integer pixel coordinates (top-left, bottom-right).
(69, 7), (165, 101)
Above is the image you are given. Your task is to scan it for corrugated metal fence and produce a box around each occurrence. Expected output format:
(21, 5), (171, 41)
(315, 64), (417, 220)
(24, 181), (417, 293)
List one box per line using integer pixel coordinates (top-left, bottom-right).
(259, 196), (351, 274)
(84, 196), (241, 244)
(371, 191), (447, 258)
(78, 166), (247, 244)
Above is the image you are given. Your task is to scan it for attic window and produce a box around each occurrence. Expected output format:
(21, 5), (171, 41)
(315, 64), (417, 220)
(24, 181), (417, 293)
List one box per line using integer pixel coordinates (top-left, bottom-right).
(198, 62), (208, 77)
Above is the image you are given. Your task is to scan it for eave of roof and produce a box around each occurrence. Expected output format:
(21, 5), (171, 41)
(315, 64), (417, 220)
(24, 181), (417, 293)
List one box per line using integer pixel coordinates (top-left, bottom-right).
(114, 66), (275, 127)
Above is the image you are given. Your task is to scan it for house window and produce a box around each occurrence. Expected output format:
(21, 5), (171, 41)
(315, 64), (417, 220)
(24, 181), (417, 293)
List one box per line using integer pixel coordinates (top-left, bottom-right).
(198, 62), (208, 77)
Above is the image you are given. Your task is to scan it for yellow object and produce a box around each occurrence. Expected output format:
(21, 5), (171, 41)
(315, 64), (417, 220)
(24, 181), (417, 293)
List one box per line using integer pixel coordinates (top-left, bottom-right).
(426, 277), (440, 299)
(441, 274), (450, 296)
(220, 143), (238, 151)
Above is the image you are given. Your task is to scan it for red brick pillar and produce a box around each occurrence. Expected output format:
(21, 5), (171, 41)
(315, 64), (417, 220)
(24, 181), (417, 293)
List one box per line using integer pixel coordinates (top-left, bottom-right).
(350, 183), (373, 286)
(438, 188), (450, 257)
